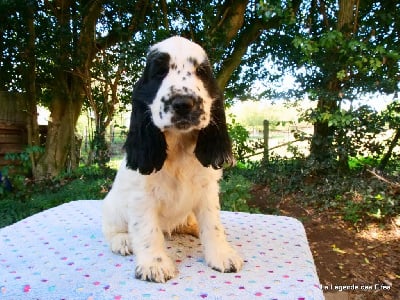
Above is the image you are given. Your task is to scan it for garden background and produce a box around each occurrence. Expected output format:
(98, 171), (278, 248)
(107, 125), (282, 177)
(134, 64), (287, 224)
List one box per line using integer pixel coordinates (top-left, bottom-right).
(0, 1), (399, 299)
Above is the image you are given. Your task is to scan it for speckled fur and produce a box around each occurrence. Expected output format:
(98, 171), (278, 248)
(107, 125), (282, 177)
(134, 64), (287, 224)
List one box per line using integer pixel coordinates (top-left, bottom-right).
(102, 37), (243, 283)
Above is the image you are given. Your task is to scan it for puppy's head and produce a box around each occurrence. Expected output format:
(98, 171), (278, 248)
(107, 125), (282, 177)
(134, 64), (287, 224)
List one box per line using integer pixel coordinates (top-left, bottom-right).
(148, 36), (217, 131)
(125, 36), (233, 174)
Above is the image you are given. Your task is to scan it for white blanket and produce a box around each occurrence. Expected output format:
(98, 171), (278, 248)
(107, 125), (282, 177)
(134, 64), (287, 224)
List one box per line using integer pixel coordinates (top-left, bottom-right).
(0, 200), (323, 299)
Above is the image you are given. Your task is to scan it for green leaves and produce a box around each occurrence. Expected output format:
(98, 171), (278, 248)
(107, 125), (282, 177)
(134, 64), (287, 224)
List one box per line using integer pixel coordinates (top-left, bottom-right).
(220, 174), (259, 213)
(319, 30), (344, 48)
(381, 100), (400, 130)
(292, 36), (319, 62)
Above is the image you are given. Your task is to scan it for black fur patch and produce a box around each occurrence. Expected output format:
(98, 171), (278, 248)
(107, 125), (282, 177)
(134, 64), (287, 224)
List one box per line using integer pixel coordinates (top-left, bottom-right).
(194, 60), (233, 169)
(124, 50), (170, 174)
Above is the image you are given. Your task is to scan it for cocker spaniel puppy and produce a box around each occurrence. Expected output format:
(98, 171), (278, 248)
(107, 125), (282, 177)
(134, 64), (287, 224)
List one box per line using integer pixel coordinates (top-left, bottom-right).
(102, 36), (243, 283)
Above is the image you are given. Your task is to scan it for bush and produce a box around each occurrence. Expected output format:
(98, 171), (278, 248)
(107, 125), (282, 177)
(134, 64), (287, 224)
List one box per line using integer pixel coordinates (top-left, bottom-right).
(0, 165), (115, 228)
(342, 183), (399, 224)
(220, 174), (259, 213)
(0, 146), (44, 199)
(223, 151), (400, 226)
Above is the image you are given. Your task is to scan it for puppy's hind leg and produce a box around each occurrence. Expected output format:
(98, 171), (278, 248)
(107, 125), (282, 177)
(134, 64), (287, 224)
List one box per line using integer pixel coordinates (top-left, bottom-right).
(171, 213), (200, 238)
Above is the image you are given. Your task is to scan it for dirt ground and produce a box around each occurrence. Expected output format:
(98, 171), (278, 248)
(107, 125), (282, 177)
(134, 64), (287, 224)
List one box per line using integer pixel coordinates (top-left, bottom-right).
(250, 185), (400, 300)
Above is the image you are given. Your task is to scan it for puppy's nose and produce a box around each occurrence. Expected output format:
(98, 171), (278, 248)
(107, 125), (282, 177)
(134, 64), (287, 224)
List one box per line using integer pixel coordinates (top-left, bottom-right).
(172, 96), (194, 116)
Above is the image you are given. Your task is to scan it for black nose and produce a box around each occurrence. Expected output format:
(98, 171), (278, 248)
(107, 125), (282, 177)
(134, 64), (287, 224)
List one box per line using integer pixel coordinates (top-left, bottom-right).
(172, 96), (194, 116)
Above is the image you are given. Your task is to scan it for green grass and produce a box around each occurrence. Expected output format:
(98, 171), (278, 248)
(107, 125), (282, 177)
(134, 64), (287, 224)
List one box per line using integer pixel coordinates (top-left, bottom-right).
(0, 167), (115, 228)
(2, 154), (399, 229)
(0, 156), (261, 228)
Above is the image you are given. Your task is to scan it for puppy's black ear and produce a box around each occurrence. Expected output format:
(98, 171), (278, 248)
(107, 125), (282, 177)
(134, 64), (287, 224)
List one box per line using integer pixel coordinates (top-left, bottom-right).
(124, 87), (167, 175)
(195, 91), (233, 169)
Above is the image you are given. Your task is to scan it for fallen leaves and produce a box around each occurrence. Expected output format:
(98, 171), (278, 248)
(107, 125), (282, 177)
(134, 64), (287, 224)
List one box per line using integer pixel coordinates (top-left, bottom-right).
(332, 244), (347, 254)
(268, 193), (400, 299)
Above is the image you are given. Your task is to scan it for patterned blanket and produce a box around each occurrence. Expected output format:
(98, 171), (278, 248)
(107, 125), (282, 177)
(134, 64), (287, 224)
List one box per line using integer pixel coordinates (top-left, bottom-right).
(1, 200), (323, 299)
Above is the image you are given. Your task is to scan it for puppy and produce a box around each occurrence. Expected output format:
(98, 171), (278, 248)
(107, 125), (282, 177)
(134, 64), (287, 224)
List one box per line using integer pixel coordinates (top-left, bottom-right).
(102, 36), (243, 283)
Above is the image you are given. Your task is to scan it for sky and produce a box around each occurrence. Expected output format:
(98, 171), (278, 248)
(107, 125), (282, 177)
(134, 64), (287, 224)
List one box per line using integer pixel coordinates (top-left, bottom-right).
(251, 70), (396, 113)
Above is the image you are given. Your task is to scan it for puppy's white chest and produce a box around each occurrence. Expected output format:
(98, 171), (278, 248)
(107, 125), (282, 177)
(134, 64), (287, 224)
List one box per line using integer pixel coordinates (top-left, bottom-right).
(147, 168), (198, 212)
(145, 162), (220, 231)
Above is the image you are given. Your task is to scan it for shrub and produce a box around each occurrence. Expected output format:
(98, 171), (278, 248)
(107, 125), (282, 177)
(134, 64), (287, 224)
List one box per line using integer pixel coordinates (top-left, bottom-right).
(0, 165), (115, 228)
(220, 174), (259, 213)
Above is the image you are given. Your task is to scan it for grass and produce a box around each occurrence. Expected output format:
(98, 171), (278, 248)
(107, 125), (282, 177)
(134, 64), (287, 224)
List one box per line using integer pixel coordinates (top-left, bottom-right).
(0, 166), (115, 228)
(1, 154), (399, 229)
(0, 155), (261, 228)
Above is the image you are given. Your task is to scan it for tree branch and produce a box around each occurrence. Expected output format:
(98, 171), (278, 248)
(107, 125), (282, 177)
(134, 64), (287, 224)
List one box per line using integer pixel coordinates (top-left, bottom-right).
(160, 0), (170, 29)
(79, 1), (104, 62)
(210, 0), (249, 46)
(216, 18), (264, 90)
(96, 0), (150, 51)
(366, 169), (400, 188)
(318, 0), (331, 29)
(215, 0), (303, 90)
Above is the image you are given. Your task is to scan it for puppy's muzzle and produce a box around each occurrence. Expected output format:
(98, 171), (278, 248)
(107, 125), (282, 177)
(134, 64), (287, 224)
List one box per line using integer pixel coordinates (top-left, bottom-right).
(171, 95), (203, 130)
(172, 96), (194, 116)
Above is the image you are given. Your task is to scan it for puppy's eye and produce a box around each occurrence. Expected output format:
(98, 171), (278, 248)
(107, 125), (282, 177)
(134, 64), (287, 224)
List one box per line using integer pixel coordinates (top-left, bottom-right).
(154, 65), (169, 79)
(196, 64), (209, 77)
(149, 52), (170, 79)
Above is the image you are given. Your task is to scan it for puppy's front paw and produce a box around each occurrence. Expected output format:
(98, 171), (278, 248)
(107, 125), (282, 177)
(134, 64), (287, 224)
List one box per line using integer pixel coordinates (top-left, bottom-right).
(206, 246), (243, 273)
(135, 255), (178, 283)
(110, 233), (133, 256)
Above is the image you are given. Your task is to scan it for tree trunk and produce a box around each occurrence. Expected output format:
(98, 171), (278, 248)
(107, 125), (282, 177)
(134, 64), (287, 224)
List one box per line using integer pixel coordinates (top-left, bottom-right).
(33, 1), (98, 178)
(92, 117), (110, 168)
(23, 2), (40, 176)
(337, 0), (357, 35)
(310, 97), (338, 169)
(379, 128), (400, 171)
(309, 0), (356, 173)
(336, 0), (356, 173)
(34, 79), (83, 178)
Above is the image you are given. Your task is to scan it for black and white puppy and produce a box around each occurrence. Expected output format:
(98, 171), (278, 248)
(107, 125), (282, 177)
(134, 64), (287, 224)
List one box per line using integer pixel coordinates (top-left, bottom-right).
(102, 36), (243, 283)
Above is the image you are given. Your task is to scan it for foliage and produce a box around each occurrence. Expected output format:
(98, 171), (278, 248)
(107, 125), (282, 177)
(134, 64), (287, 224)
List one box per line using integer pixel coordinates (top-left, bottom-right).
(225, 144), (399, 226)
(1, 142), (398, 229)
(3, 146), (44, 173)
(259, 0), (400, 172)
(220, 173), (259, 213)
(1, 0), (301, 178)
(3, 0), (399, 178)
(382, 100), (400, 129)
(263, 1), (400, 97)
(342, 191), (398, 225)
(379, 99), (400, 169)
(0, 0), (152, 177)
(89, 126), (111, 167)
(336, 106), (385, 158)
(227, 116), (256, 161)
(298, 99), (400, 173)
(300, 104), (386, 172)
(0, 165), (115, 228)
(0, 146), (44, 197)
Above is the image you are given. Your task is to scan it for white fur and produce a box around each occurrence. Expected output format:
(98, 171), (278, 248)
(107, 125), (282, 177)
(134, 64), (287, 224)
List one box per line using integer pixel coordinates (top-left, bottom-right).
(149, 37), (212, 131)
(102, 37), (243, 283)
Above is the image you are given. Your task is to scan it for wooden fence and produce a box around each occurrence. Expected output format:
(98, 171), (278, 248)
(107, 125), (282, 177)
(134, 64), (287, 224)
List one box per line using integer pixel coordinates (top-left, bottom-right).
(242, 120), (312, 161)
(0, 92), (28, 169)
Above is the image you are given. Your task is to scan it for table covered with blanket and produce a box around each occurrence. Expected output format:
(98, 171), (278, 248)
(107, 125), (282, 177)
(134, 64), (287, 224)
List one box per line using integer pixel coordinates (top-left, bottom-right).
(1, 200), (323, 299)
